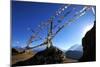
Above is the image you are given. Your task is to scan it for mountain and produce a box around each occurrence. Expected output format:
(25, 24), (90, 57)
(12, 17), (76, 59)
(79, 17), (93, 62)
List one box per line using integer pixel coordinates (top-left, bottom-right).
(12, 46), (77, 66)
(32, 45), (46, 52)
(68, 44), (83, 52)
(13, 46), (25, 52)
(64, 44), (83, 60)
(65, 50), (83, 60)
(79, 21), (96, 62)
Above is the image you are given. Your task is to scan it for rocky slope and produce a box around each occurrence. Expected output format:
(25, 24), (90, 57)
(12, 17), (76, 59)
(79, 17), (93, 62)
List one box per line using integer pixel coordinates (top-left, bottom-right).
(12, 46), (77, 66)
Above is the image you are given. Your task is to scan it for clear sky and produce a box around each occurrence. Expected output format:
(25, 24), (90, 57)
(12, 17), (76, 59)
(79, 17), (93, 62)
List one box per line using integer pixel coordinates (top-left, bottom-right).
(12, 1), (96, 50)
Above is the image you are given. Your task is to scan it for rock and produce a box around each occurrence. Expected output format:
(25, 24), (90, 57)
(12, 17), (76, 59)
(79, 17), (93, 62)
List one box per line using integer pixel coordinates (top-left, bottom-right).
(12, 46), (68, 66)
(79, 21), (96, 62)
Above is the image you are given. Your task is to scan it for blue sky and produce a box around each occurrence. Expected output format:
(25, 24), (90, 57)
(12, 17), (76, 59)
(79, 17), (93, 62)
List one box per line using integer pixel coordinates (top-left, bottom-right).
(12, 1), (95, 50)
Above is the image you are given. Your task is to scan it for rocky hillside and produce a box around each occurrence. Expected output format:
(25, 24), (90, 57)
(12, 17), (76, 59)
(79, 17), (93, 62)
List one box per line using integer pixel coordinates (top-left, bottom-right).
(12, 46), (77, 66)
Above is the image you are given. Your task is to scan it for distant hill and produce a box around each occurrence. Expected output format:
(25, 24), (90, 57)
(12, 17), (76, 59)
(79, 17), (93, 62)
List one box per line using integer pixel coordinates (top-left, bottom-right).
(64, 44), (83, 60)
(65, 50), (83, 60)
(13, 46), (25, 52)
(12, 48), (19, 55)
(32, 45), (46, 52)
(68, 44), (83, 52)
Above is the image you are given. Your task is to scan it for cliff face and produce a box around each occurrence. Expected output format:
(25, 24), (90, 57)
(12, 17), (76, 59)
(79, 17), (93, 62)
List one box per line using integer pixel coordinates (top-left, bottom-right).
(79, 21), (96, 62)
